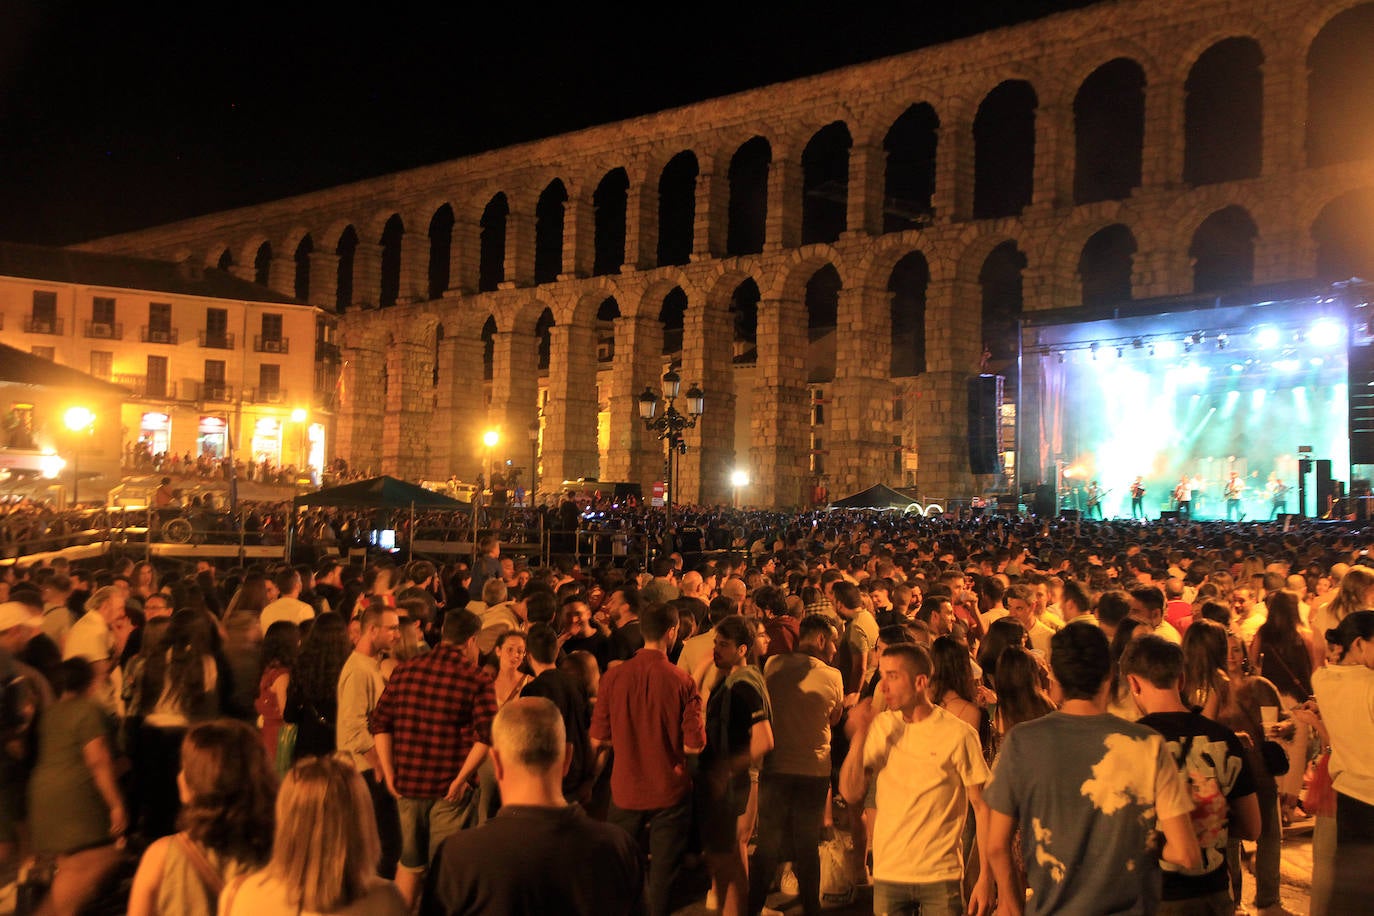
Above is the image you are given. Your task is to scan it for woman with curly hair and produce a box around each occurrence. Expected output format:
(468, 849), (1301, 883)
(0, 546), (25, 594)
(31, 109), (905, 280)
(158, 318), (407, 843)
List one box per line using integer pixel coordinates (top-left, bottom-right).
(283, 612), (351, 762)
(127, 719), (277, 916)
(138, 609), (223, 839)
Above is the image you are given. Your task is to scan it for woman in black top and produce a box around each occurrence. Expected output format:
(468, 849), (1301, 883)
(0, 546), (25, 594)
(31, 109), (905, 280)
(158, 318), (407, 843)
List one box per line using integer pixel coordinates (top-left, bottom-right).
(283, 612), (351, 761)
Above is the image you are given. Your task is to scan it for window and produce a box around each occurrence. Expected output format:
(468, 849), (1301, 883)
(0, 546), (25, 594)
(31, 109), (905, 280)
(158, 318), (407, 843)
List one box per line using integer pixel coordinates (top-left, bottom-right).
(29, 291), (57, 334)
(205, 308), (229, 347)
(893, 435), (903, 474)
(810, 434), (824, 474)
(92, 297), (115, 326)
(90, 351), (113, 380)
(261, 313), (282, 340)
(147, 356), (168, 398)
(893, 395), (905, 422)
(259, 364), (281, 399)
(203, 360), (227, 400)
(147, 303), (173, 343)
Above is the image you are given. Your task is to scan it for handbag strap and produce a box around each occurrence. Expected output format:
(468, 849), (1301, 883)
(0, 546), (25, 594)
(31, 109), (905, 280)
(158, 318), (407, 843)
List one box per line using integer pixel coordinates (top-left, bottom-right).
(175, 832), (225, 898)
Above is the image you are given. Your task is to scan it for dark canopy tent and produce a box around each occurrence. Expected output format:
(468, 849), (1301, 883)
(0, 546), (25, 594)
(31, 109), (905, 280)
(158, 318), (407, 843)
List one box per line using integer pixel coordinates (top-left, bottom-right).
(827, 483), (919, 511)
(290, 476), (469, 560)
(292, 475), (470, 511)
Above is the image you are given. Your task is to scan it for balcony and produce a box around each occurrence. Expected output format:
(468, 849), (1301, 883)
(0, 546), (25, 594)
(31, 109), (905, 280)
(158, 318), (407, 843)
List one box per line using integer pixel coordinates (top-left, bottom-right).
(254, 335), (290, 354)
(247, 387), (286, 404)
(198, 382), (234, 402)
(140, 325), (179, 344)
(83, 320), (124, 340)
(113, 374), (176, 399)
(198, 331), (235, 350)
(23, 316), (63, 335)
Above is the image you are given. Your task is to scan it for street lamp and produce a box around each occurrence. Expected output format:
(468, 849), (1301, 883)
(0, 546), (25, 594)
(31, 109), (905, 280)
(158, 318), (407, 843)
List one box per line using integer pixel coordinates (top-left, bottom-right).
(730, 469), (750, 509)
(63, 406), (95, 506)
(638, 369), (704, 557)
(527, 418), (540, 505)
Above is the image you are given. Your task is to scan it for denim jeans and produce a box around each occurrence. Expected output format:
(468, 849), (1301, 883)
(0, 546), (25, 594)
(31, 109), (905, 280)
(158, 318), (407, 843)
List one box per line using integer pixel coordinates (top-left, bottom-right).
(609, 797), (692, 916)
(748, 773), (830, 916)
(872, 878), (962, 915)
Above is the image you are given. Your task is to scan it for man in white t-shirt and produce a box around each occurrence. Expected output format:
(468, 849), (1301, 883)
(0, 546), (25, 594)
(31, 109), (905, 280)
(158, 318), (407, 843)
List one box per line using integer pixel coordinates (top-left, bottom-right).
(259, 567), (316, 631)
(840, 643), (992, 915)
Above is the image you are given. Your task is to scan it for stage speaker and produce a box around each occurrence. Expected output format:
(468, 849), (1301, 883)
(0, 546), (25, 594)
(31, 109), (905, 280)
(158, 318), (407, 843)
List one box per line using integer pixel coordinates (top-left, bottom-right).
(1316, 459), (1336, 516)
(1350, 342), (1374, 464)
(1159, 510), (1180, 521)
(967, 374), (1004, 475)
(1060, 509), (1080, 521)
(1033, 484), (1056, 517)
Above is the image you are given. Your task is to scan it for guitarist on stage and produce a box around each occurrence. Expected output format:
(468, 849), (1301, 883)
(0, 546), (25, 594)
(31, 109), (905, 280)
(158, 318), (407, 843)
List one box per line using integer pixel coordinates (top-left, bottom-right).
(1224, 470), (1245, 521)
(1085, 480), (1106, 519)
(1267, 472), (1290, 519)
(1129, 476), (1146, 519)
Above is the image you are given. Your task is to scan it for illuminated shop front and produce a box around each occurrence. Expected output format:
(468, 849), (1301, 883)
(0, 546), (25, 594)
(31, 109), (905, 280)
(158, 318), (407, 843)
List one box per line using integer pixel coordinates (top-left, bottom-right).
(197, 415), (227, 458)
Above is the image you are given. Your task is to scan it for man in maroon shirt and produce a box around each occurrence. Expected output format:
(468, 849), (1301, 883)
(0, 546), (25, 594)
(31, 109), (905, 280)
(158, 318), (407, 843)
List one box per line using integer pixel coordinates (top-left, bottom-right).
(591, 602), (706, 916)
(372, 607), (498, 908)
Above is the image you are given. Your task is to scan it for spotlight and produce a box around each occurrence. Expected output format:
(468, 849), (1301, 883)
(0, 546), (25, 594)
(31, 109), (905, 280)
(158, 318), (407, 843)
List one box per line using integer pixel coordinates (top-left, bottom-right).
(1216, 334), (1228, 351)
(1254, 325), (1280, 349)
(1310, 319), (1342, 348)
(1154, 340), (1177, 358)
(1057, 352), (1065, 365)
(1090, 342), (1099, 361)
(1148, 344), (1156, 357)
(1132, 338), (1143, 349)
(1116, 347), (1124, 359)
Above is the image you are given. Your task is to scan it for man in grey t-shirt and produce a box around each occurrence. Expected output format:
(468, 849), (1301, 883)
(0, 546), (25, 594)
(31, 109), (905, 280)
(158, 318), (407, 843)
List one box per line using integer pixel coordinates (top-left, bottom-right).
(984, 623), (1199, 914)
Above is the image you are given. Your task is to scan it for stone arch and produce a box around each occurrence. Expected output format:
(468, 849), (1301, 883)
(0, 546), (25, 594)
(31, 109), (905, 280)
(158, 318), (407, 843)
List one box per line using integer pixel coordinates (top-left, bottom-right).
(978, 240), (1028, 364)
(882, 102), (940, 234)
(252, 240), (273, 287)
(1306, 2), (1374, 167)
(592, 167), (629, 276)
(211, 246), (233, 270)
(334, 224), (359, 313)
(292, 235), (314, 302)
(427, 203), (456, 299)
(236, 234), (270, 275)
(1312, 187), (1374, 280)
(1077, 223), (1138, 306)
(1072, 58), (1146, 204)
(534, 307), (556, 371)
(800, 121), (853, 245)
(853, 83), (945, 149)
(379, 213), (405, 308)
(726, 135), (772, 257)
(479, 192), (509, 292)
(1189, 205), (1259, 292)
(887, 250), (931, 377)
(972, 80), (1039, 219)
(656, 151), (698, 268)
(1184, 37), (1264, 185)
(534, 179), (568, 284)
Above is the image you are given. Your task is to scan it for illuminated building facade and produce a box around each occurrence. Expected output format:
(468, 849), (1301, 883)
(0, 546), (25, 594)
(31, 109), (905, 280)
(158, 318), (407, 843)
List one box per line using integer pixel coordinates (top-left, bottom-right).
(0, 243), (335, 492)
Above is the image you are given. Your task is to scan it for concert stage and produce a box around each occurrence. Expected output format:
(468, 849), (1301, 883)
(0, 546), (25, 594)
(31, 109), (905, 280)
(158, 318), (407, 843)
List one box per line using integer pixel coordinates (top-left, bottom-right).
(1016, 280), (1374, 521)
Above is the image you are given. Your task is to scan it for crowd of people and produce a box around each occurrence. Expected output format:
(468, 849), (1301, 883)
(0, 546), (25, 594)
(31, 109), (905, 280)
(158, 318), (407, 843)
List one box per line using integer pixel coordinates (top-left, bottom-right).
(0, 510), (1371, 914)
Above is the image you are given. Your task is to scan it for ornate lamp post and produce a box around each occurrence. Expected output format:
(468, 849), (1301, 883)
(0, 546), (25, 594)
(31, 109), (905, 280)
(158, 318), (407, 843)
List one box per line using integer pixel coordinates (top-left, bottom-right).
(638, 369), (704, 557)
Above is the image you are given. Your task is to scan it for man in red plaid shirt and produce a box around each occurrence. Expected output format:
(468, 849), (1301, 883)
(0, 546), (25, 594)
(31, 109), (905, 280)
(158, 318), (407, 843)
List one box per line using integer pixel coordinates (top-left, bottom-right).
(372, 607), (497, 907)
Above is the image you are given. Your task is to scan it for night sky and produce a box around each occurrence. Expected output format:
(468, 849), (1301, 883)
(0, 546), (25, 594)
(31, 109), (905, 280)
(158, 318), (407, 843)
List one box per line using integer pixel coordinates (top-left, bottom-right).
(0, 1), (1102, 247)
